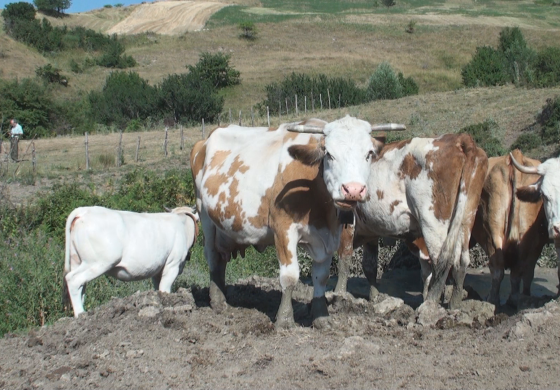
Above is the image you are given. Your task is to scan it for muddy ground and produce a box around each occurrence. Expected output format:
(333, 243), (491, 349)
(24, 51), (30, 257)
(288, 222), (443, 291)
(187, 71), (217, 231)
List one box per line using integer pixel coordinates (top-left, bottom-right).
(1, 269), (559, 390)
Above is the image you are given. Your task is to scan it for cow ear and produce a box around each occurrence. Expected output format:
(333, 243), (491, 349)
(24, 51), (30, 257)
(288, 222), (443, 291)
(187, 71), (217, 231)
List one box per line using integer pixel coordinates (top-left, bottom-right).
(288, 143), (325, 166)
(516, 183), (542, 203)
(372, 136), (386, 155)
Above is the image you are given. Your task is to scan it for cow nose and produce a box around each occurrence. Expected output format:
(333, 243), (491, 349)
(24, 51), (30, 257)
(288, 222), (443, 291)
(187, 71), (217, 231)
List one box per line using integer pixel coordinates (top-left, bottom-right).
(341, 182), (367, 201)
(554, 225), (560, 237)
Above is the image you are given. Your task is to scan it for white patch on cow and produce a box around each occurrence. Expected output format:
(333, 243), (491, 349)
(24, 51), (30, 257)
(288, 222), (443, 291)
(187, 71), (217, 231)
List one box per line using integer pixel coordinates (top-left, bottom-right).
(535, 158), (560, 238)
(279, 224), (300, 291)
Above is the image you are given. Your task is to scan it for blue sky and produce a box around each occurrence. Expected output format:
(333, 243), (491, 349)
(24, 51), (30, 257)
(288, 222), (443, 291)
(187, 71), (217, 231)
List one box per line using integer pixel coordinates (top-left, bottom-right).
(0, 1), (153, 13)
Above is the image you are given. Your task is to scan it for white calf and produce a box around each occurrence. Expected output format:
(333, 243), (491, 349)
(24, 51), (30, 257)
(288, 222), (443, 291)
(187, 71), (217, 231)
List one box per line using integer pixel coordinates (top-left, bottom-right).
(64, 206), (199, 317)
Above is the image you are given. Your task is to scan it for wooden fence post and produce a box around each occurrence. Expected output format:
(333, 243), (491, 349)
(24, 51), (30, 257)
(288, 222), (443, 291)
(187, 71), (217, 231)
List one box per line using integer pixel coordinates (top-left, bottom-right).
(117, 131), (123, 167)
(239, 110), (242, 126)
(267, 106), (270, 127)
(164, 127), (168, 157)
(180, 126), (184, 151)
(229, 108), (232, 124)
(135, 136), (141, 162)
(251, 107), (254, 127)
(320, 94), (323, 110)
(305, 96), (307, 114)
(32, 141), (36, 174)
(285, 98), (289, 116)
(202, 118), (205, 138)
(311, 92), (314, 112)
(85, 132), (90, 170)
(295, 95), (298, 116)
(327, 89), (331, 110)
(279, 101), (281, 121)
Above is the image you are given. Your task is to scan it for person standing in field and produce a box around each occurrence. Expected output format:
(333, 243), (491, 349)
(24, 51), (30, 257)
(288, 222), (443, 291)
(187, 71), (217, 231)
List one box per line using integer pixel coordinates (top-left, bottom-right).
(9, 119), (23, 161)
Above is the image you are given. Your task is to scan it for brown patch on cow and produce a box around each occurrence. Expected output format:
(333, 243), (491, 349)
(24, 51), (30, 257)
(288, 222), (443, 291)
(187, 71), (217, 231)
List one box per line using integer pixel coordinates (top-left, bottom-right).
(376, 190), (384, 200)
(228, 156), (250, 176)
(376, 138), (413, 161)
(210, 150), (231, 169)
(407, 238), (430, 261)
(190, 140), (207, 181)
(516, 185), (542, 203)
(399, 153), (422, 180)
(204, 173), (229, 197)
(389, 200), (402, 214)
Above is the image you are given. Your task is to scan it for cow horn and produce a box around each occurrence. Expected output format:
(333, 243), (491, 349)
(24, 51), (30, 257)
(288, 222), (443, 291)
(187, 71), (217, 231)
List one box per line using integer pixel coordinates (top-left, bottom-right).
(371, 123), (407, 132)
(285, 124), (325, 134)
(510, 152), (540, 175)
(164, 206), (172, 212)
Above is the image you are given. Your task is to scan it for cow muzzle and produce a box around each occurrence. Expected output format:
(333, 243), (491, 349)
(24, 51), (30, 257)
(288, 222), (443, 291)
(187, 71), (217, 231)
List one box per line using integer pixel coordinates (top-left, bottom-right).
(553, 225), (560, 239)
(336, 182), (367, 210)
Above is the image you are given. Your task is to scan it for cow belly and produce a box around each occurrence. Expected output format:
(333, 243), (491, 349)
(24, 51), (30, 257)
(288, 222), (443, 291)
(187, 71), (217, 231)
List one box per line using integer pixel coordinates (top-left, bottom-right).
(356, 202), (417, 239)
(215, 226), (273, 252)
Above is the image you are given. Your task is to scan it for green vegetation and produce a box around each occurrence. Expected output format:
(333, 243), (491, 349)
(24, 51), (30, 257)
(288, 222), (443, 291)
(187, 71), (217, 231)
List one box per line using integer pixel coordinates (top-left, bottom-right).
(238, 21), (257, 40)
(0, 168), (282, 335)
(259, 64), (417, 116)
(458, 119), (505, 157)
(462, 27), (560, 88)
(34, 0), (71, 15)
(35, 63), (68, 86)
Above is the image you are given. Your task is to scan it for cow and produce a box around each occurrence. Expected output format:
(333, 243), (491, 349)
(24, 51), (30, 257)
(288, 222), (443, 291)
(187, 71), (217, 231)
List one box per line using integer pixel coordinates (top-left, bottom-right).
(471, 149), (560, 306)
(334, 134), (488, 310)
(190, 116), (405, 329)
(63, 206), (199, 317)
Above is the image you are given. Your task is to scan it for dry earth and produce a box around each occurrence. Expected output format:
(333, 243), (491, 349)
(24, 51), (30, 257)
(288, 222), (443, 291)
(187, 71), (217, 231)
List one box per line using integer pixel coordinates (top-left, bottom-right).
(1, 272), (559, 390)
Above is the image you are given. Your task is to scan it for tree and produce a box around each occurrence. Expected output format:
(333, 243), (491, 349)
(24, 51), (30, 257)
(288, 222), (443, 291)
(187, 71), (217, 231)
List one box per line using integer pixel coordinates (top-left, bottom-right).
(34, 0), (71, 15)
(1, 2), (36, 34)
(238, 21), (257, 40)
(186, 52), (240, 89)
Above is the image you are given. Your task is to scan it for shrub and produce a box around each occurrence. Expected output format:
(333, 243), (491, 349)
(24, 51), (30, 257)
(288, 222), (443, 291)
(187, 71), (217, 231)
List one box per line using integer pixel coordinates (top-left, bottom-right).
(95, 37), (137, 68)
(1, 2), (36, 34)
(260, 72), (367, 115)
(461, 46), (508, 87)
(459, 120), (505, 157)
(367, 62), (403, 100)
(0, 77), (58, 138)
(381, 0), (396, 6)
(159, 73), (224, 124)
(239, 21), (257, 40)
(534, 47), (560, 87)
(88, 71), (158, 129)
(187, 52), (240, 89)
(398, 72), (419, 96)
(498, 27), (536, 86)
(35, 63), (68, 86)
(69, 58), (83, 73)
(510, 132), (542, 152)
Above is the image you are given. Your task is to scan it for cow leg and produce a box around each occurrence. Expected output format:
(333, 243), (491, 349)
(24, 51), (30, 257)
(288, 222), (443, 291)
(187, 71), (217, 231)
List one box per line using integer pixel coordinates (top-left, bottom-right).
(158, 263), (181, 293)
(311, 256), (333, 330)
(152, 270), (162, 291)
(362, 241), (379, 300)
(65, 262), (113, 317)
(334, 224), (354, 294)
(556, 245), (560, 296)
(419, 258), (432, 301)
(201, 211), (228, 312)
(275, 229), (299, 329)
(449, 247), (469, 310)
(508, 266), (523, 307)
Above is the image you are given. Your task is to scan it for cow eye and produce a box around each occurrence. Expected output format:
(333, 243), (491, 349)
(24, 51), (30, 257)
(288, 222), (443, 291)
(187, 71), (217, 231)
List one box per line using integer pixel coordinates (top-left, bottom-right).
(326, 151), (335, 161)
(366, 150), (375, 161)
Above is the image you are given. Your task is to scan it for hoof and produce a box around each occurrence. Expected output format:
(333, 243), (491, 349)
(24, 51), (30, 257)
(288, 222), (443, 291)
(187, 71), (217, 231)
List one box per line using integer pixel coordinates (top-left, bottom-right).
(275, 316), (296, 330)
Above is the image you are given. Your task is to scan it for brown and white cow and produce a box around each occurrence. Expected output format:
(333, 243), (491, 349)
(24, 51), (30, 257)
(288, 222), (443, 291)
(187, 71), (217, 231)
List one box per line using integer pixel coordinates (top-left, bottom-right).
(335, 134), (488, 309)
(190, 116), (405, 328)
(471, 149), (559, 306)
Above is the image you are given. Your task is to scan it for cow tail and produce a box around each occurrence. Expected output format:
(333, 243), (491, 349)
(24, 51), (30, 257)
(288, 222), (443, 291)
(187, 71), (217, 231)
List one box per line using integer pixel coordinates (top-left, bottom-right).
(427, 135), (483, 302)
(63, 209), (79, 306)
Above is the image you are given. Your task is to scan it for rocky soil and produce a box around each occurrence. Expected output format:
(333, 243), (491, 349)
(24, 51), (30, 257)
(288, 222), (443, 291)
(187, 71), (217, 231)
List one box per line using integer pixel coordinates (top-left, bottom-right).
(1, 275), (559, 390)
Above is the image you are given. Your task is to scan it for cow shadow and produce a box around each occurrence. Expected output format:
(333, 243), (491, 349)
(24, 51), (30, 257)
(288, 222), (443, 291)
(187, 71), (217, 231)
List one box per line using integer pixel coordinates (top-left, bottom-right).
(190, 284), (313, 327)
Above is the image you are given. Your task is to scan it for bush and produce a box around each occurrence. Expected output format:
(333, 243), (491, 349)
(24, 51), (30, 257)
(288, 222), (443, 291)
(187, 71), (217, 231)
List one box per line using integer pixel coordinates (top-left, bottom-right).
(367, 62), (403, 100)
(458, 120), (505, 157)
(498, 27), (536, 86)
(95, 37), (137, 68)
(0, 77), (58, 138)
(239, 21), (257, 40)
(534, 47), (560, 87)
(35, 63), (68, 86)
(510, 132), (542, 152)
(461, 46), (508, 87)
(88, 71), (158, 129)
(260, 72), (367, 115)
(159, 73), (224, 124)
(398, 72), (419, 96)
(1, 2), (36, 34)
(537, 96), (560, 144)
(187, 52), (240, 89)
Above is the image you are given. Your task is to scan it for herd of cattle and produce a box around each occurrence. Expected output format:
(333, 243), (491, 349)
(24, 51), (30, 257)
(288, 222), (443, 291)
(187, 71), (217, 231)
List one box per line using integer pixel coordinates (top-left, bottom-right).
(63, 115), (560, 328)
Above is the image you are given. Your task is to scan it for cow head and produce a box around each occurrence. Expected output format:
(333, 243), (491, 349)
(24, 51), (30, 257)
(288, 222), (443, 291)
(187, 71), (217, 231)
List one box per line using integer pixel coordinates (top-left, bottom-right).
(287, 115), (405, 210)
(511, 153), (560, 239)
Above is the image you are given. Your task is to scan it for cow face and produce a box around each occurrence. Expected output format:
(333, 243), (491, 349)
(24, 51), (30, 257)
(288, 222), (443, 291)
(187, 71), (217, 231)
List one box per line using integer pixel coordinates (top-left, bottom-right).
(288, 116), (395, 210)
(515, 157), (560, 239)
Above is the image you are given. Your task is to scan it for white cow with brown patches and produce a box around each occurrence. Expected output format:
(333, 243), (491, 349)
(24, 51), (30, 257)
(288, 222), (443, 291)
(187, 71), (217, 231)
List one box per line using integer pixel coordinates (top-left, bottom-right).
(63, 206), (199, 317)
(335, 134), (488, 309)
(190, 115), (405, 328)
